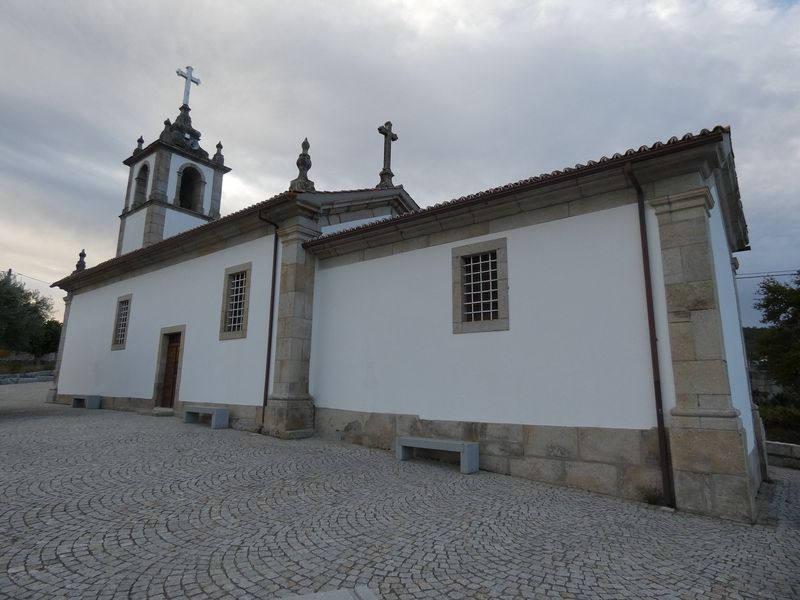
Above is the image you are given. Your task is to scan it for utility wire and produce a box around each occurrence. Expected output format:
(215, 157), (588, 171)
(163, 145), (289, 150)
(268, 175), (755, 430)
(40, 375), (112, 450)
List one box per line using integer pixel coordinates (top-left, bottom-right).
(4, 270), (54, 286)
(16, 272), (53, 285)
(736, 270), (797, 280)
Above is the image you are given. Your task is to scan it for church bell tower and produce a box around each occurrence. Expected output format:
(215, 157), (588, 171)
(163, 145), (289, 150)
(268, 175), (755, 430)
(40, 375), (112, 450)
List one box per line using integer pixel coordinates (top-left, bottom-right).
(116, 66), (231, 256)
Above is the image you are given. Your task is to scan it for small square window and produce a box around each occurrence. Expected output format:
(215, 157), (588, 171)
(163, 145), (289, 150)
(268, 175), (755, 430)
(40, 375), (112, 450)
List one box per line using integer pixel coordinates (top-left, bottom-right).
(219, 263), (252, 340)
(111, 294), (132, 350)
(452, 239), (509, 334)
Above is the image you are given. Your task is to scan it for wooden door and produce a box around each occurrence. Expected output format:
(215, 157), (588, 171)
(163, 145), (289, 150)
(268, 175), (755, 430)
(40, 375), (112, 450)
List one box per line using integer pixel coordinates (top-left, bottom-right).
(160, 333), (181, 408)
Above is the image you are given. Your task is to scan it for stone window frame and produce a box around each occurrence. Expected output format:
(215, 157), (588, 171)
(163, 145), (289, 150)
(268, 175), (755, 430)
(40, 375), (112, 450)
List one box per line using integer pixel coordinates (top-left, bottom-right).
(219, 263), (252, 340)
(452, 238), (509, 334)
(111, 293), (133, 350)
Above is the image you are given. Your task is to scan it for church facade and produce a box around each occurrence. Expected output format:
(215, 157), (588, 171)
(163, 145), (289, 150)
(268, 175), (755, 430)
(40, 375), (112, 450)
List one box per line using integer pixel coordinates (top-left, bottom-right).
(50, 77), (766, 522)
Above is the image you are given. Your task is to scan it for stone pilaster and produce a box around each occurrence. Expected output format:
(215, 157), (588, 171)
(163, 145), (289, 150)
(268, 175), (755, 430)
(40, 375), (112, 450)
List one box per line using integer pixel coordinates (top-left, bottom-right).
(46, 293), (72, 404)
(148, 148), (171, 203)
(652, 189), (756, 521)
(263, 217), (319, 439)
(209, 170), (223, 219)
(142, 204), (166, 247)
(115, 217), (126, 257)
(122, 165), (136, 213)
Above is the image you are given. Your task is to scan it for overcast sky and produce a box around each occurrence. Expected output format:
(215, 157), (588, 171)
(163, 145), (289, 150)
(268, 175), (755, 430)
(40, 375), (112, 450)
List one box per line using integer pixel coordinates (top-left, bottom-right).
(1, 0), (798, 326)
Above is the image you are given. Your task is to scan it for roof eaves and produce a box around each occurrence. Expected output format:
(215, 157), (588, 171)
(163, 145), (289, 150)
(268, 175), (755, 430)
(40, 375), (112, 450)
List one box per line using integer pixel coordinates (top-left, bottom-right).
(53, 191), (294, 290)
(303, 126), (729, 248)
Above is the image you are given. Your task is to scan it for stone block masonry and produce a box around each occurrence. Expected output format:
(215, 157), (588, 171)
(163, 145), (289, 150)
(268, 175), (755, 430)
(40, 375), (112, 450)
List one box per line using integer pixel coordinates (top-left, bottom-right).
(53, 394), (262, 432)
(651, 189), (759, 521)
(263, 214), (319, 438)
(316, 407), (665, 504)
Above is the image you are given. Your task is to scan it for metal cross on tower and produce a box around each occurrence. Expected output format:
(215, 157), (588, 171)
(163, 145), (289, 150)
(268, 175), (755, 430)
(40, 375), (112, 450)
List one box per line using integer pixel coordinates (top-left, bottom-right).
(377, 121), (398, 188)
(176, 66), (201, 106)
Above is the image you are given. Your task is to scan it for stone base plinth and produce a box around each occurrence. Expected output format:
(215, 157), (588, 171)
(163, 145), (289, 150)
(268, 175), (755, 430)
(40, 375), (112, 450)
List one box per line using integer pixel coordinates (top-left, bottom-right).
(669, 419), (757, 522)
(55, 394), (260, 431)
(263, 397), (315, 439)
(315, 406), (665, 504)
(45, 387), (59, 403)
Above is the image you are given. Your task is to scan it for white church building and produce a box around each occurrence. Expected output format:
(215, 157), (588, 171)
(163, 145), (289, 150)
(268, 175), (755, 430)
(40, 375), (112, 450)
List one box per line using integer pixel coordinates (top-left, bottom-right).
(50, 70), (766, 522)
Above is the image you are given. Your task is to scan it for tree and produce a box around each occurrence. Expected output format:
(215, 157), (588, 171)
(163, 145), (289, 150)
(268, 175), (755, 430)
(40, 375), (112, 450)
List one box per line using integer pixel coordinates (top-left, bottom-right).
(754, 271), (800, 399)
(27, 319), (62, 359)
(0, 269), (55, 355)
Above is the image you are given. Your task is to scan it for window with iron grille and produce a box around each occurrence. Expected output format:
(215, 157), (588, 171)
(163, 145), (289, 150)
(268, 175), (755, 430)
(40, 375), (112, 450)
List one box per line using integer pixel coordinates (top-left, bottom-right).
(452, 239), (509, 334)
(219, 263), (252, 340)
(111, 294), (132, 350)
(225, 271), (247, 331)
(462, 251), (499, 322)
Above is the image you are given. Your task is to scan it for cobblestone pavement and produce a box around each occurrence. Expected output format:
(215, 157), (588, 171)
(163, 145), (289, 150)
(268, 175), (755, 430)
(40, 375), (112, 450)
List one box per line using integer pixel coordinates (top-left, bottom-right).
(1, 383), (799, 600)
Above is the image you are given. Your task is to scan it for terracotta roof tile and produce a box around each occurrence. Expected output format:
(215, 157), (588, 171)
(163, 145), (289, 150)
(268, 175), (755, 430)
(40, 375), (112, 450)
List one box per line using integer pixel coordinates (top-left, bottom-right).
(305, 126), (730, 246)
(52, 190), (294, 288)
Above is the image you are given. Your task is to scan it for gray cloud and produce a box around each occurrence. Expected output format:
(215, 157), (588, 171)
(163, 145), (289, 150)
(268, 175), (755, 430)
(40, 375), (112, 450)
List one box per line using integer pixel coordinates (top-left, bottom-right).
(1, 0), (798, 325)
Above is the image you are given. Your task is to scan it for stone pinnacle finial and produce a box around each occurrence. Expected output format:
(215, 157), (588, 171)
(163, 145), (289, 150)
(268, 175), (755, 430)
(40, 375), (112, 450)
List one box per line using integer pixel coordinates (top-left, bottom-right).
(377, 121), (398, 189)
(135, 136), (144, 152)
(74, 249), (86, 273)
(289, 138), (315, 192)
(213, 141), (225, 165)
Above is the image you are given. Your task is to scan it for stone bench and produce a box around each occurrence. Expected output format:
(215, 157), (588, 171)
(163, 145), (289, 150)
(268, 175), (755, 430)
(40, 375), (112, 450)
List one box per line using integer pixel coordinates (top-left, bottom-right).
(183, 405), (229, 430)
(71, 395), (102, 409)
(395, 436), (479, 474)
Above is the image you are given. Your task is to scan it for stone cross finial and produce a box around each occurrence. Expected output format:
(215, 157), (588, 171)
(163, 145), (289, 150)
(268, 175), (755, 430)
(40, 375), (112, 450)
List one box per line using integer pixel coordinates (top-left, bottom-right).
(74, 249), (86, 272)
(289, 138), (315, 192)
(176, 66), (201, 106)
(377, 121), (398, 188)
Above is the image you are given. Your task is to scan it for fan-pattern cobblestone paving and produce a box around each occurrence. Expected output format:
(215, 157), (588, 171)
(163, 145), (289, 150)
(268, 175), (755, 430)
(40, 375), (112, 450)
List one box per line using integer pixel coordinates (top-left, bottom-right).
(1, 383), (799, 599)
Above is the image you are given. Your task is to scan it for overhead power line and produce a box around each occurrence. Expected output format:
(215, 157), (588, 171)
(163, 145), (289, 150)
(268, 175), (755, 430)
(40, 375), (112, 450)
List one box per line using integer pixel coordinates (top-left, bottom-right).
(15, 272), (53, 286)
(735, 270), (797, 280)
(4, 269), (54, 286)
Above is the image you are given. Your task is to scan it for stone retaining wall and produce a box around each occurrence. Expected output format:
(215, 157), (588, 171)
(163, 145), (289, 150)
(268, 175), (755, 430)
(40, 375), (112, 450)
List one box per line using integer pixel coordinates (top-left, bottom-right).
(767, 441), (800, 470)
(0, 371), (54, 385)
(316, 407), (665, 503)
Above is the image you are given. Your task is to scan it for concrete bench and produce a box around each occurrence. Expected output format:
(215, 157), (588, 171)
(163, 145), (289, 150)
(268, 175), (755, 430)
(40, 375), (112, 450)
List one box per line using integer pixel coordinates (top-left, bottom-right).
(71, 395), (101, 409)
(183, 405), (229, 430)
(396, 436), (480, 474)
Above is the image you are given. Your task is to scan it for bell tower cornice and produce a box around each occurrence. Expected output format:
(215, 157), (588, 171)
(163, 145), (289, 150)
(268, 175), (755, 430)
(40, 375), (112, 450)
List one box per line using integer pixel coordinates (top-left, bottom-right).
(122, 135), (231, 174)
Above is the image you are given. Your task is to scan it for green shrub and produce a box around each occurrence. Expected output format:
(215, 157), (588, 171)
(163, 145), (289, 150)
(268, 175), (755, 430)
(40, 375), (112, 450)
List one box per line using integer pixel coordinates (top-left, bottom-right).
(759, 404), (800, 444)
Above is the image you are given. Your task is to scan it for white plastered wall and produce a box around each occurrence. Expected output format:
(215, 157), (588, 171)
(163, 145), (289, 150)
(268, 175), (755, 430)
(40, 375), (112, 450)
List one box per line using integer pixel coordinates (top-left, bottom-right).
(164, 210), (208, 238)
(120, 210), (146, 255)
(58, 235), (275, 406)
(311, 203), (675, 429)
(707, 189), (755, 452)
(647, 206), (678, 425)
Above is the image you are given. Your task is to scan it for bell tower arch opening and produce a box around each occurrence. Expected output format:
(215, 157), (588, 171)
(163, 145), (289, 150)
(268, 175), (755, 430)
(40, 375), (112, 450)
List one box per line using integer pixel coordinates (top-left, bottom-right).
(176, 165), (205, 213)
(132, 164), (149, 208)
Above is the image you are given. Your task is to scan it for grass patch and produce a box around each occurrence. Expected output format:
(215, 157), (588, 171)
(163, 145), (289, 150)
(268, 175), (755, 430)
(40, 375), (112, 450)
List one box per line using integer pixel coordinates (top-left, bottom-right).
(0, 360), (55, 375)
